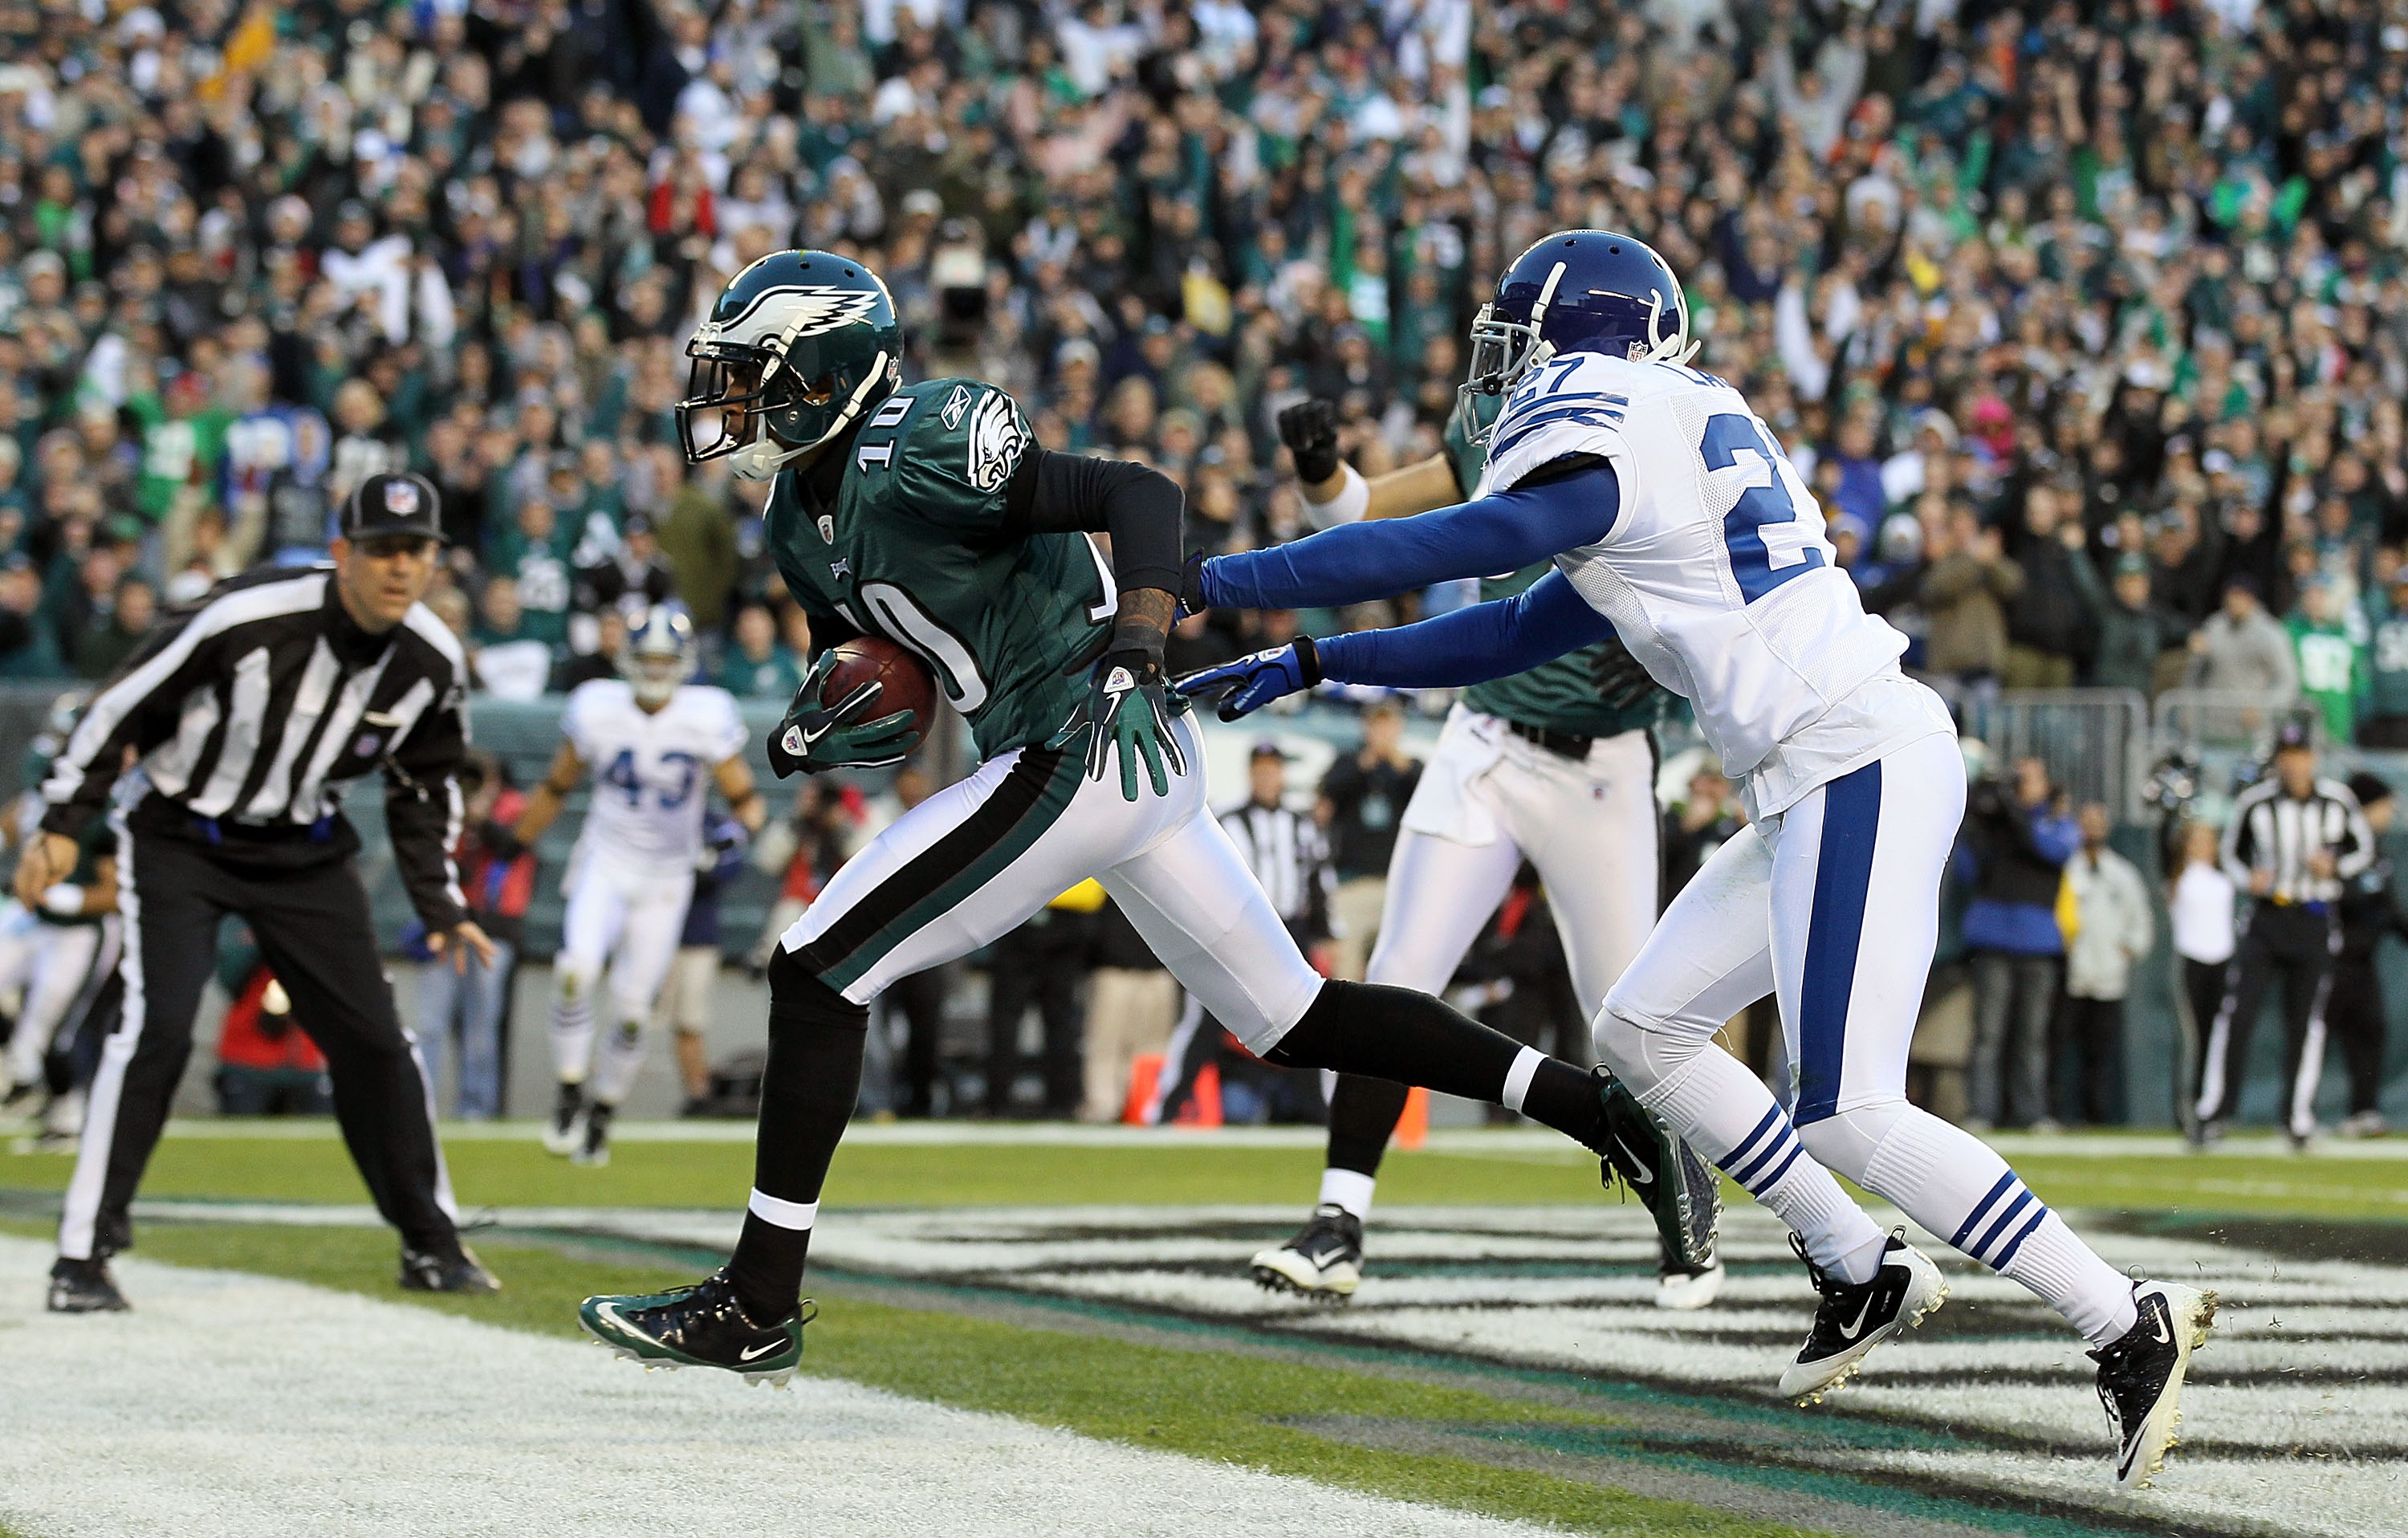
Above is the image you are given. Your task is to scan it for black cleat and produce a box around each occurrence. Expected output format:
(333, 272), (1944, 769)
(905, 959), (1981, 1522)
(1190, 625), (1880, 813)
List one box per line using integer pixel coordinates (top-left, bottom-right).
(1595, 1068), (1721, 1269)
(542, 1081), (585, 1157)
(1780, 1230), (1946, 1403)
(580, 1267), (808, 1385)
(399, 1243), (502, 1294)
(574, 1102), (614, 1167)
(47, 1255), (129, 1312)
(1249, 1204), (1365, 1301)
(2094, 1280), (2217, 1489)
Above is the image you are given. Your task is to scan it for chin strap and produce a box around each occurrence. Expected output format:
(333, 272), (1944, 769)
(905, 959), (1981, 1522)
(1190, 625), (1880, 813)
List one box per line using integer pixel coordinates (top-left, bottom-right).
(1640, 292), (1700, 365)
(730, 350), (896, 482)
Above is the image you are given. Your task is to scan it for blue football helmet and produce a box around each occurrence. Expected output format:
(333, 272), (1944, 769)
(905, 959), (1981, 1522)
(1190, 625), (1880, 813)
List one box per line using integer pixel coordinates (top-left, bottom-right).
(619, 604), (698, 708)
(1458, 231), (1693, 444)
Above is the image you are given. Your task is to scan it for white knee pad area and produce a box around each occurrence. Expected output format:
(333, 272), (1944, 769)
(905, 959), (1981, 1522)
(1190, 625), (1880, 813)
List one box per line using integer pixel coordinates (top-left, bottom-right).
(1792, 1097), (1911, 1189)
(1590, 1003), (1698, 1097)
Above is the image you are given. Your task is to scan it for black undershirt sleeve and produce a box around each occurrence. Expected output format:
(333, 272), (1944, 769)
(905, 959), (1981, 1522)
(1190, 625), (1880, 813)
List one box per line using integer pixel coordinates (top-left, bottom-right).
(1003, 448), (1185, 595)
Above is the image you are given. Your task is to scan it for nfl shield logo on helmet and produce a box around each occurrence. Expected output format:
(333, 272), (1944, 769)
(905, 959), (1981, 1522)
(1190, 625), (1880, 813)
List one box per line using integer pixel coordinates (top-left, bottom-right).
(384, 478), (421, 515)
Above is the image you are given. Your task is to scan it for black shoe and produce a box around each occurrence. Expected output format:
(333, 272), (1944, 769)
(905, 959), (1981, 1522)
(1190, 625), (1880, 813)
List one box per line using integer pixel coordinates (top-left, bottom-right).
(1249, 1204), (1365, 1301)
(1594, 1068), (1721, 1269)
(47, 1255), (129, 1312)
(541, 1081), (585, 1157)
(399, 1243), (502, 1294)
(574, 1102), (614, 1167)
(1779, 1231), (1946, 1403)
(2185, 1117), (2226, 1150)
(2, 1078), (39, 1112)
(580, 1267), (809, 1385)
(2093, 1280), (2217, 1488)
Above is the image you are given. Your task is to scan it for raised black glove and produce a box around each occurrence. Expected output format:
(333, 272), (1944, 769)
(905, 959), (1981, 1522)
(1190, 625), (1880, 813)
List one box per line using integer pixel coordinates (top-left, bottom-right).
(1048, 648), (1190, 800)
(1277, 398), (1342, 484)
(767, 652), (921, 778)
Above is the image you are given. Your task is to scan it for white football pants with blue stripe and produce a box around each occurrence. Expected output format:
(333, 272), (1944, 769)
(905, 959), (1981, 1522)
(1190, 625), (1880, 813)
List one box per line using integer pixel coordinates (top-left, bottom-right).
(1595, 727), (2137, 1346)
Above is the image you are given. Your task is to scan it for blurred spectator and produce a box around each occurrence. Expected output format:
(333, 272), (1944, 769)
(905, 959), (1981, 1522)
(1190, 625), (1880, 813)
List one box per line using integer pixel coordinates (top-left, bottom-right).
(2083, 552), (2185, 697)
(1960, 757), (2079, 1132)
(410, 752), (534, 1119)
(1316, 700), (1419, 982)
(1662, 762), (1741, 902)
(1080, 896), (1175, 1123)
(2167, 819), (2237, 1107)
(2361, 569), (2408, 748)
(212, 927), (330, 1118)
(2332, 773), (2405, 1140)
(2002, 486), (2094, 690)
(71, 572), (154, 682)
(2288, 579), (2368, 745)
(983, 881), (1099, 1119)
(1918, 508), (2020, 710)
(2187, 577), (2298, 698)
(470, 576), (553, 702)
(2058, 804), (2151, 1128)
(722, 601), (804, 700)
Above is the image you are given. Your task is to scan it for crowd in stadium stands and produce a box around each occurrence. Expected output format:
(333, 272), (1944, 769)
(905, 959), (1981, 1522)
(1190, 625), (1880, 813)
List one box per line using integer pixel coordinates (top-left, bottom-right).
(0, 0), (2404, 732)
(3, 0), (2408, 1122)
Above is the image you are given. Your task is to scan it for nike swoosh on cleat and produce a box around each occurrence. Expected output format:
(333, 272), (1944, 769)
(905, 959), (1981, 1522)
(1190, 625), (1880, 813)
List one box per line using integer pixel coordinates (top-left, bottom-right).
(1836, 1293), (1879, 1341)
(738, 1339), (784, 1362)
(1611, 1133), (1656, 1184)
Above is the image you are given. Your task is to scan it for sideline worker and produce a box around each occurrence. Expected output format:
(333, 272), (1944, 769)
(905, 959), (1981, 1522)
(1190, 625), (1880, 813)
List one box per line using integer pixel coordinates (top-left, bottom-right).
(18, 472), (502, 1312)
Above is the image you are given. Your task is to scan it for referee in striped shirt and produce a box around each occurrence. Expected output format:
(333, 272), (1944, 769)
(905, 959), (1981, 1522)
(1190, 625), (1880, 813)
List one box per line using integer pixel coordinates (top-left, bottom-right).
(2194, 718), (2373, 1147)
(17, 473), (502, 1311)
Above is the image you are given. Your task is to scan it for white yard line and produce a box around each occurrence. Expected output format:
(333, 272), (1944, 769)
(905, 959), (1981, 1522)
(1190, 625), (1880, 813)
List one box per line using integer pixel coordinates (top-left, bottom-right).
(0, 1235), (1555, 1538)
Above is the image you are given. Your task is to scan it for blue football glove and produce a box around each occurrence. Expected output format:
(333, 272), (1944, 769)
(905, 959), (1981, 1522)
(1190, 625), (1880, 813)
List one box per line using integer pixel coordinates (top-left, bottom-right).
(767, 652), (921, 777)
(1173, 637), (1323, 722)
(1048, 649), (1190, 801)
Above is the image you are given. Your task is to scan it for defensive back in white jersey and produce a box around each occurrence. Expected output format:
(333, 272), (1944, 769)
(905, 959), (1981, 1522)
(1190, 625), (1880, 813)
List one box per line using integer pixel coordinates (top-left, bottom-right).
(1474, 352), (1916, 800)
(563, 679), (749, 865)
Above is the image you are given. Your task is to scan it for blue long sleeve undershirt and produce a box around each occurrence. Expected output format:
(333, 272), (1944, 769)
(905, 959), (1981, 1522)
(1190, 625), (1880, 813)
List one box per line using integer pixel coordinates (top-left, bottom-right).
(1312, 568), (1617, 689)
(1202, 463), (1621, 612)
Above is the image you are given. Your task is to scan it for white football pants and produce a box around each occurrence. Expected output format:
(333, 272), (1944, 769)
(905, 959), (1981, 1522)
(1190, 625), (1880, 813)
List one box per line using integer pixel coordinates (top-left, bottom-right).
(551, 851), (694, 1105)
(782, 714), (1324, 1053)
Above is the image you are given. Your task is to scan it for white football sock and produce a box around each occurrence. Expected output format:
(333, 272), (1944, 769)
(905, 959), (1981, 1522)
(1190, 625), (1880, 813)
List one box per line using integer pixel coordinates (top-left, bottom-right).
(1318, 1167), (1376, 1222)
(550, 990), (595, 1085)
(589, 1017), (648, 1108)
(1830, 1102), (2137, 1345)
(1635, 1036), (1888, 1280)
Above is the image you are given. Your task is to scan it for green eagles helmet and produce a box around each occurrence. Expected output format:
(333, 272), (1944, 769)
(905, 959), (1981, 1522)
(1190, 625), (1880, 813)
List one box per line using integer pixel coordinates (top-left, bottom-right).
(678, 250), (905, 479)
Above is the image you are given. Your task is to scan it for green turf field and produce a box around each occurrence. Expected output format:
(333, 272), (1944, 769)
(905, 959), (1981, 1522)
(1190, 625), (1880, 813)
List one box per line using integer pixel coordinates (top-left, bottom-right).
(6, 1126), (2405, 1220)
(0, 1216), (1822, 1538)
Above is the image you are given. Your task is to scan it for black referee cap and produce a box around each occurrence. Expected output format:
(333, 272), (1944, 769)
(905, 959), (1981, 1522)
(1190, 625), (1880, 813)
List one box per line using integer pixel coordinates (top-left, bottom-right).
(340, 471), (446, 544)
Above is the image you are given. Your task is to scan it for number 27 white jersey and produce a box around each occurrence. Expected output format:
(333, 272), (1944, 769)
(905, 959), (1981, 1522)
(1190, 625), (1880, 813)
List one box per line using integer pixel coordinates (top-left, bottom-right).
(563, 679), (748, 866)
(1474, 352), (1918, 800)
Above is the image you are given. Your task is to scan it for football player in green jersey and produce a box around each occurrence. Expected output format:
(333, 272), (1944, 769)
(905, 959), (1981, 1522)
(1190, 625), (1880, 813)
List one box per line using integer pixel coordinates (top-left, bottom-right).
(1247, 393), (1725, 1311)
(576, 250), (1708, 1382)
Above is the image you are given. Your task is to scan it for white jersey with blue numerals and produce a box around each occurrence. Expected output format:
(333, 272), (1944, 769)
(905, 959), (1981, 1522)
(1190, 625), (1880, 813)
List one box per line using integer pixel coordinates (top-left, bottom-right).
(1475, 352), (1946, 816)
(563, 679), (749, 866)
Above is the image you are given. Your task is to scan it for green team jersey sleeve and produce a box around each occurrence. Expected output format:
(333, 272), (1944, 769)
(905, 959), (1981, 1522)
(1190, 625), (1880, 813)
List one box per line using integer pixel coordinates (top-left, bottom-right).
(884, 380), (1035, 540)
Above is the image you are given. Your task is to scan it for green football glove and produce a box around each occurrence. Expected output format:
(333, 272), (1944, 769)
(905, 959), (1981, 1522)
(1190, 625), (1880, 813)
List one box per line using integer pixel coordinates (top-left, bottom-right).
(768, 653), (921, 777)
(1049, 649), (1190, 801)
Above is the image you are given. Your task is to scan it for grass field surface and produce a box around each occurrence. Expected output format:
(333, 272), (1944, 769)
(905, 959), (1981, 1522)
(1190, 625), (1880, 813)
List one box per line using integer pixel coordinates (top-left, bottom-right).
(6, 1121), (2406, 1220)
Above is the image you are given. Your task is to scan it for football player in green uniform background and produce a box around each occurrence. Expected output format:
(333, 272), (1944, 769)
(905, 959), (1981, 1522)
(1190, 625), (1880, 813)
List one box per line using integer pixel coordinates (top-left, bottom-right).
(577, 250), (1703, 1381)
(1247, 390), (1723, 1310)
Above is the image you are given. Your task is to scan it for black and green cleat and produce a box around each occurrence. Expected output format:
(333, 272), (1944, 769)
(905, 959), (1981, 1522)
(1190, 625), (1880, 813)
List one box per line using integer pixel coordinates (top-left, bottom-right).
(1593, 1067), (1723, 1271)
(580, 1269), (811, 1388)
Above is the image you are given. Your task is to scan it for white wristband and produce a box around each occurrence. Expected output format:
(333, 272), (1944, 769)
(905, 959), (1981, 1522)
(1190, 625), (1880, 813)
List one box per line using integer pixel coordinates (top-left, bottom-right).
(1302, 462), (1369, 528)
(39, 883), (83, 918)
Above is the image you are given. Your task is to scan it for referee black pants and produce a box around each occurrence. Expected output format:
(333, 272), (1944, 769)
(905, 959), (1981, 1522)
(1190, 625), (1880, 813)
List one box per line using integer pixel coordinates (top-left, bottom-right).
(59, 827), (460, 1263)
(2325, 957), (2390, 1117)
(2195, 903), (2337, 1140)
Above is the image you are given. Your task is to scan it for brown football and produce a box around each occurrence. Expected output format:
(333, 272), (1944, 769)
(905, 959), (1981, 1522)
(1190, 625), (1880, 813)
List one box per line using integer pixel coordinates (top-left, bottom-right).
(820, 636), (938, 743)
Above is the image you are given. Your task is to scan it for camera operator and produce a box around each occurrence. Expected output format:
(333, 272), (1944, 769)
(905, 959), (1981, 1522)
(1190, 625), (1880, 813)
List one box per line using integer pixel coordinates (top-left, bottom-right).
(1961, 756), (2080, 1131)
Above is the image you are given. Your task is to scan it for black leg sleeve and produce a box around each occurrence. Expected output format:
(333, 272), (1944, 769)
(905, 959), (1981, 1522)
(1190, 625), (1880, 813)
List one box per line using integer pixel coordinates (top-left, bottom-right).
(729, 947), (869, 1320)
(1324, 1074), (1412, 1178)
(2327, 961), (2386, 1115)
(1265, 980), (1607, 1152)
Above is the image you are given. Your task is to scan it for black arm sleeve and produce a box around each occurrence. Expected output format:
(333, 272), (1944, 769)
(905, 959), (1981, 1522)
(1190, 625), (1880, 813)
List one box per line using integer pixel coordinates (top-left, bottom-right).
(1005, 448), (1185, 594)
